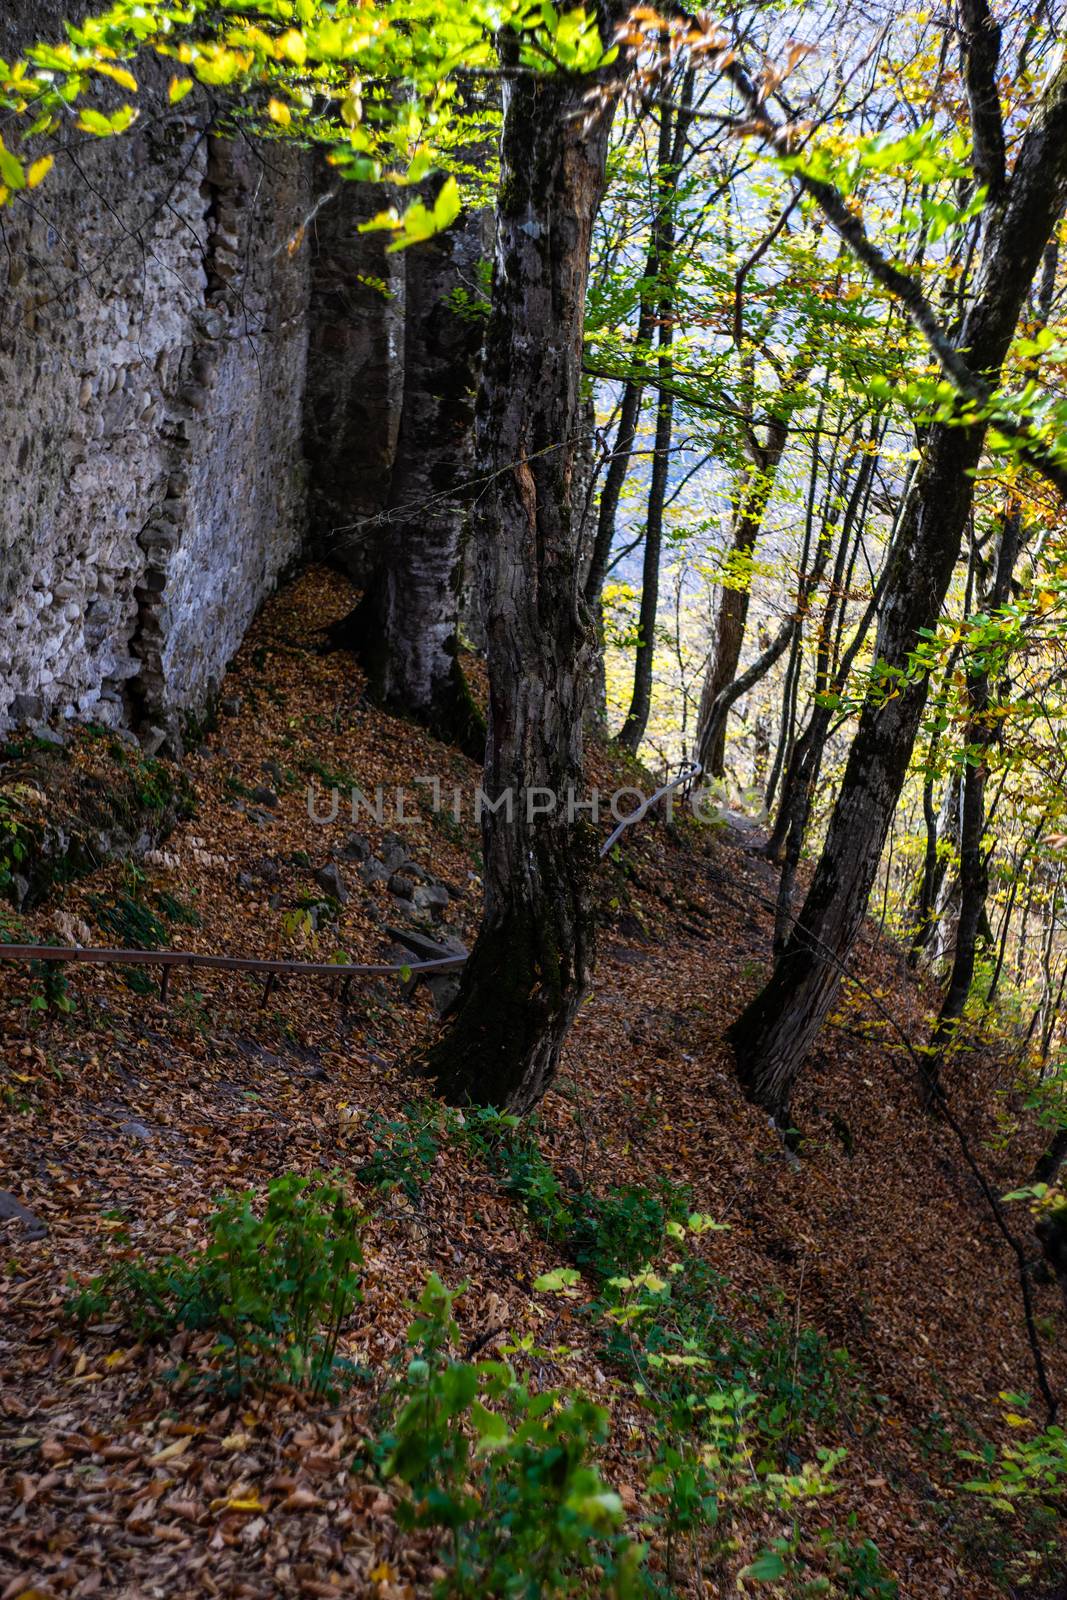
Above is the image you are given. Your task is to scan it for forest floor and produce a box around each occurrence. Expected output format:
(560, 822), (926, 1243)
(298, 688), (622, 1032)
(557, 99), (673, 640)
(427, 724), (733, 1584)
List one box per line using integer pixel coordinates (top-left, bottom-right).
(0, 566), (1064, 1600)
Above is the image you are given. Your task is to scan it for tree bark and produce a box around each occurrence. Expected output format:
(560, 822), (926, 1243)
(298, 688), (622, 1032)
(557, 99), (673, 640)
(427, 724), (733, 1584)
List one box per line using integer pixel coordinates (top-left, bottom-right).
(425, 52), (619, 1112)
(616, 104), (677, 755)
(926, 507), (1022, 1091)
(728, 61), (1067, 1121)
(338, 184), (487, 757)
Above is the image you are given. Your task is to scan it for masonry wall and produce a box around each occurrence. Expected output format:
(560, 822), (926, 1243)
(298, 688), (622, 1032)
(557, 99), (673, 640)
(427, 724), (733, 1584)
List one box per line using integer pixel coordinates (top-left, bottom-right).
(0, 77), (321, 745)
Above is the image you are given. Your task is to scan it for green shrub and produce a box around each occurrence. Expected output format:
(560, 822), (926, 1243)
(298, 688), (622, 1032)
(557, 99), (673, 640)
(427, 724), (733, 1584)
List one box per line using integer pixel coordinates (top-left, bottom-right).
(362, 1274), (644, 1598)
(957, 1400), (1067, 1589)
(69, 1173), (363, 1395)
(589, 1237), (853, 1590)
(814, 1529), (898, 1597)
(459, 1108), (687, 1282)
(356, 1103), (442, 1199)
(0, 792), (30, 900)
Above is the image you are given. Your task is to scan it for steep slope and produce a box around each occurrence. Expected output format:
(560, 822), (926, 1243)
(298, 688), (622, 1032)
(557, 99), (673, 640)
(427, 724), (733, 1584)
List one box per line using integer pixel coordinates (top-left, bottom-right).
(0, 567), (1063, 1600)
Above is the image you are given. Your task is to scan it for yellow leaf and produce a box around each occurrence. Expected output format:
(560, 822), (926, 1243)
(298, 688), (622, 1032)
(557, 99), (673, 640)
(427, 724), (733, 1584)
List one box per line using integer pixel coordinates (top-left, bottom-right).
(26, 156), (52, 189)
(221, 1496), (265, 1512)
(93, 61), (138, 92)
(369, 1564), (397, 1584)
(267, 98), (292, 128)
(277, 29), (307, 64)
(150, 1435), (192, 1463)
(221, 1431), (251, 1451)
(168, 76), (194, 104)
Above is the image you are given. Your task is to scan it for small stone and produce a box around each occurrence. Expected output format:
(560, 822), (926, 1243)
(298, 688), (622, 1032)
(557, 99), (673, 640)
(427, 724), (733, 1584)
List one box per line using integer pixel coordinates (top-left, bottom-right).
(388, 871), (415, 901)
(27, 722), (65, 747)
(0, 1190), (48, 1241)
(250, 786), (278, 808)
(379, 833), (410, 872)
(314, 863), (349, 904)
(360, 858), (391, 887)
(9, 693), (44, 722)
(118, 1119), (153, 1142)
(236, 871), (254, 891)
(221, 696), (242, 717)
(413, 884), (451, 917)
(338, 832), (370, 863)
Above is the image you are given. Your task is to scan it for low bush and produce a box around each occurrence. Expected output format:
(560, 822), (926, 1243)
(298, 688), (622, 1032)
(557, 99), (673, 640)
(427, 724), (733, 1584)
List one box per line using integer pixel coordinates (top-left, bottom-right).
(459, 1107), (689, 1281)
(356, 1102), (443, 1199)
(69, 1173), (363, 1395)
(360, 1273), (644, 1599)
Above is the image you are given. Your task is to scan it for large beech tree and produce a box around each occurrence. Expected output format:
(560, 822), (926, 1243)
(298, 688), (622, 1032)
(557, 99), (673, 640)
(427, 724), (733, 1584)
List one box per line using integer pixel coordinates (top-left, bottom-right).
(728, 14), (1067, 1120)
(426, 33), (626, 1110)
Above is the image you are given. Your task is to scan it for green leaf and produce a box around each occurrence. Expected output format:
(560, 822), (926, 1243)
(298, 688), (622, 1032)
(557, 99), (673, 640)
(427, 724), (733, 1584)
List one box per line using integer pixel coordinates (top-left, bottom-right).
(740, 1551), (787, 1582)
(0, 135), (26, 191)
(533, 1267), (581, 1292)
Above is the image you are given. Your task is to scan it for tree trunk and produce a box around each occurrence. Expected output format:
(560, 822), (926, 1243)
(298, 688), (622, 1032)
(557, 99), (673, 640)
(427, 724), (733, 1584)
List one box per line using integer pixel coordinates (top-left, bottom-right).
(694, 418), (789, 777)
(584, 70), (695, 728)
(341, 183), (487, 758)
(926, 508), (1022, 1090)
(425, 53), (618, 1113)
(728, 67), (1067, 1120)
(582, 273), (656, 680)
(616, 111), (675, 754)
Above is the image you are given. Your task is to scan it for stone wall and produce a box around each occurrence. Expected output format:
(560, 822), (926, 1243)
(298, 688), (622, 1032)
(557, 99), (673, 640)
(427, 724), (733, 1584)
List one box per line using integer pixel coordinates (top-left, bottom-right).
(0, 0), (416, 749)
(0, 73), (318, 747)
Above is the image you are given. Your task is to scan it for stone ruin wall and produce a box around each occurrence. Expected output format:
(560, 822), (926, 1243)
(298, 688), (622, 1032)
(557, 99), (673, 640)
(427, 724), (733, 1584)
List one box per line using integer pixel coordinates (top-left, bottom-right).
(0, 6), (403, 749)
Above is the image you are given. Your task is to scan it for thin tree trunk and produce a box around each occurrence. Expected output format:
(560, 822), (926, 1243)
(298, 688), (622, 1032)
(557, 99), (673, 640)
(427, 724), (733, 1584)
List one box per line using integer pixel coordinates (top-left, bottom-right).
(426, 46), (619, 1112)
(694, 416), (791, 776)
(585, 70), (694, 722)
(616, 280), (674, 747)
(617, 88), (696, 754)
(765, 429), (878, 886)
(906, 555), (975, 966)
(728, 61), (1067, 1121)
(926, 508), (1022, 1090)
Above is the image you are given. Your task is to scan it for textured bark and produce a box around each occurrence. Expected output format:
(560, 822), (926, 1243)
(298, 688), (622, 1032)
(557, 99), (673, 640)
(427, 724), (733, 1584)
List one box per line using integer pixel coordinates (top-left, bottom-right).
(728, 62), (1067, 1120)
(426, 54), (618, 1112)
(337, 187), (486, 756)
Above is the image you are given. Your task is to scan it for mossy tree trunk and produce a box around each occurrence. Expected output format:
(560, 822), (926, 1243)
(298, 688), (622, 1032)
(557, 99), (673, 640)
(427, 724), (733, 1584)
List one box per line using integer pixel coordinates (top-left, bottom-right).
(426, 51), (619, 1113)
